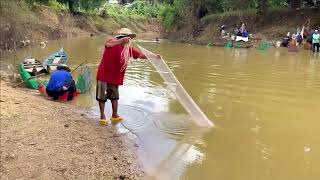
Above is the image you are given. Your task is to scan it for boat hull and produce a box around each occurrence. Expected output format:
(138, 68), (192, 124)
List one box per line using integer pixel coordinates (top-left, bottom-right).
(43, 48), (68, 73)
(22, 58), (45, 76)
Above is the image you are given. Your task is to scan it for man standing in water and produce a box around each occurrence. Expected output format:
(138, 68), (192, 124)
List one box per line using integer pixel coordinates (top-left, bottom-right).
(96, 28), (160, 125)
(312, 30), (320, 53)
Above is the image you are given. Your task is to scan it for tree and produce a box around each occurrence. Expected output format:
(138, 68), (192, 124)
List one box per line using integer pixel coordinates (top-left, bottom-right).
(290, 0), (301, 8)
(56, 0), (103, 13)
(56, 0), (77, 13)
(257, 0), (268, 15)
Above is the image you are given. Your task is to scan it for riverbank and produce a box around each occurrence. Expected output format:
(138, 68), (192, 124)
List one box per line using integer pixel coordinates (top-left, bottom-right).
(0, 80), (142, 179)
(0, 0), (161, 51)
(164, 8), (320, 47)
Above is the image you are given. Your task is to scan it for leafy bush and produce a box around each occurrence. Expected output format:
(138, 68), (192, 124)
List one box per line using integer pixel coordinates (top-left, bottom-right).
(158, 4), (177, 30)
(128, 1), (158, 17)
(102, 4), (130, 17)
(100, 1), (159, 18)
(48, 0), (67, 10)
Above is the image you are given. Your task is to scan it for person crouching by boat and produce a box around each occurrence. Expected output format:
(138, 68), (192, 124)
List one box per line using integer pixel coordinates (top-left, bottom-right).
(96, 28), (160, 125)
(46, 65), (76, 101)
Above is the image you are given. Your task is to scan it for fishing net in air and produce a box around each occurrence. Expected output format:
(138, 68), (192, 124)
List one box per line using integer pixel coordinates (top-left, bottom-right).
(134, 43), (214, 128)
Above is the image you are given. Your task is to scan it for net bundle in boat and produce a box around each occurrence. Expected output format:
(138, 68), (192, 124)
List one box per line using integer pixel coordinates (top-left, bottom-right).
(134, 43), (214, 128)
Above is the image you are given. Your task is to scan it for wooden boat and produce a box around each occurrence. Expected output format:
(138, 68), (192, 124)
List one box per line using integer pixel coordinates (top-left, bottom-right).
(76, 66), (92, 94)
(18, 64), (41, 89)
(43, 48), (68, 73)
(21, 58), (45, 76)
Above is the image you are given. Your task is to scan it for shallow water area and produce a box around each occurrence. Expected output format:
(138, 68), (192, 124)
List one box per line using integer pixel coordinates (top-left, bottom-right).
(1, 36), (320, 180)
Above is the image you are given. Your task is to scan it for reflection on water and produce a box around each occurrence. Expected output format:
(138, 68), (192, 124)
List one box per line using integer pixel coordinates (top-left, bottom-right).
(1, 37), (320, 180)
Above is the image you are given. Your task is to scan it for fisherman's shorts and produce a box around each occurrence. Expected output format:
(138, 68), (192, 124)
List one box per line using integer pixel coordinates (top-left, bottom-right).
(96, 81), (119, 102)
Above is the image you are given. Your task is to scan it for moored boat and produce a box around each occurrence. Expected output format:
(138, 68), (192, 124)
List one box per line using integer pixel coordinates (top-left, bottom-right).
(43, 48), (68, 73)
(18, 64), (41, 89)
(21, 58), (45, 76)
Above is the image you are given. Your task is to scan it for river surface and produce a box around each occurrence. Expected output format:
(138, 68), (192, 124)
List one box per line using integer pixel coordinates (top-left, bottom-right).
(1, 37), (320, 180)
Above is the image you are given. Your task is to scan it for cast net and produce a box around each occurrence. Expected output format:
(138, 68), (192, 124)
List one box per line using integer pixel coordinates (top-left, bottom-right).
(133, 43), (214, 128)
(76, 66), (92, 94)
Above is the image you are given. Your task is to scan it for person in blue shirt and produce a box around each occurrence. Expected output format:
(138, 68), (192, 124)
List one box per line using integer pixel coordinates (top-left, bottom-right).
(242, 30), (249, 38)
(46, 65), (76, 101)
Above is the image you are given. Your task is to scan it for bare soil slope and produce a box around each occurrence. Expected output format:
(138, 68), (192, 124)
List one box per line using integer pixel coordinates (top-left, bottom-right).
(0, 81), (142, 179)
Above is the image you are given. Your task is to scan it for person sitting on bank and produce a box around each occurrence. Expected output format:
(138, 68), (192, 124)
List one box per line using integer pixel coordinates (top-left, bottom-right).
(240, 23), (246, 33)
(313, 30), (320, 53)
(242, 30), (249, 38)
(236, 29), (242, 36)
(235, 30), (249, 42)
(46, 65), (76, 101)
(220, 25), (227, 38)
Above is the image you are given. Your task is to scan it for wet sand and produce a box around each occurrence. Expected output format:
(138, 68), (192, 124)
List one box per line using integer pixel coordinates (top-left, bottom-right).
(0, 80), (142, 179)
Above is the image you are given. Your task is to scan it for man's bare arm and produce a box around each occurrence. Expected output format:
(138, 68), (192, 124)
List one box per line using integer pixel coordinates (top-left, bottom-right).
(105, 37), (130, 48)
(138, 54), (147, 59)
(138, 54), (161, 60)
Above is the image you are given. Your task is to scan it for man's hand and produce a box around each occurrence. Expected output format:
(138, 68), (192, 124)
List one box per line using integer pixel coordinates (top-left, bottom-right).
(122, 37), (130, 44)
(156, 54), (162, 59)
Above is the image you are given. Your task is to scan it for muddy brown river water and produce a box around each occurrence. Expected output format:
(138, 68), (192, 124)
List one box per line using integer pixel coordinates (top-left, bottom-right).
(1, 36), (320, 180)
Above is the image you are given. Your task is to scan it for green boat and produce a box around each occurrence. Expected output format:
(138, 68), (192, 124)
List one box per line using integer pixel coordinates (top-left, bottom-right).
(18, 64), (43, 89)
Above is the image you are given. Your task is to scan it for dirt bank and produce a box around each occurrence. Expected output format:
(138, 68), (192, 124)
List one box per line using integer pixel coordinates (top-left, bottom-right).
(165, 8), (320, 46)
(0, 81), (142, 179)
(0, 1), (161, 51)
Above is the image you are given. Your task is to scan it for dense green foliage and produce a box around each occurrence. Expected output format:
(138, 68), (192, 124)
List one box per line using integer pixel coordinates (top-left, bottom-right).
(156, 0), (318, 29)
(23, 0), (319, 29)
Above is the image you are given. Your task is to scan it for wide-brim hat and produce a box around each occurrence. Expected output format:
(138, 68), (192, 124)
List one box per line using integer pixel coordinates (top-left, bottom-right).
(115, 28), (136, 39)
(57, 65), (71, 72)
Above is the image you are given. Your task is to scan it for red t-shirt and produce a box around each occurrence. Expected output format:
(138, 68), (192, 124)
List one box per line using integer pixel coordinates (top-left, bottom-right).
(96, 45), (141, 85)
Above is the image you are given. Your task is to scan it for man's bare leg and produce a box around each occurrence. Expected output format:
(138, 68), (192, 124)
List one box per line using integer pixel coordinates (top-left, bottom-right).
(111, 99), (118, 117)
(99, 101), (106, 119)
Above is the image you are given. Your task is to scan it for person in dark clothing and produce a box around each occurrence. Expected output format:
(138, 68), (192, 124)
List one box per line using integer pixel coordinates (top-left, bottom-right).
(307, 30), (314, 45)
(46, 66), (76, 101)
(242, 30), (249, 38)
(296, 33), (303, 45)
(281, 32), (291, 47)
(237, 31), (242, 36)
